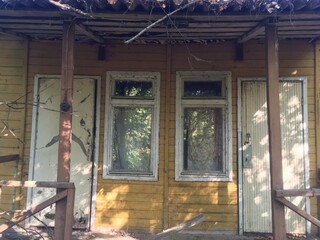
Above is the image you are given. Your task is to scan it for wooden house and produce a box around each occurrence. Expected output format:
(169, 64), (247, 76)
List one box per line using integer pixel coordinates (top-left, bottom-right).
(0, 0), (320, 237)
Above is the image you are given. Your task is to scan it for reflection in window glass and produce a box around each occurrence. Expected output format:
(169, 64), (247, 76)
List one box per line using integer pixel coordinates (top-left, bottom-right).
(112, 107), (152, 172)
(114, 80), (153, 97)
(184, 81), (222, 97)
(183, 108), (223, 172)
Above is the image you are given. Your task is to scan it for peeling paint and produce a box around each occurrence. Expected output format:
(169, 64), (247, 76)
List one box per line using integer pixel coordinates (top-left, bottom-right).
(38, 134), (88, 157)
(80, 118), (85, 127)
(80, 94), (91, 103)
(44, 212), (55, 220)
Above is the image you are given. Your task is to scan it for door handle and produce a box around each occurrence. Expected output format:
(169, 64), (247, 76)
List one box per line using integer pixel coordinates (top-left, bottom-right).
(243, 133), (252, 168)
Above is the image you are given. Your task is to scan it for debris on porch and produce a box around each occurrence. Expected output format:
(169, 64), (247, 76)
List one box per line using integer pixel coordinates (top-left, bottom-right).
(1, 226), (320, 240)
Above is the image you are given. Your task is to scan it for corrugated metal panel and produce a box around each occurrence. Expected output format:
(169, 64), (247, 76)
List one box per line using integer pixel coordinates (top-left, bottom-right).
(242, 81), (272, 233)
(1, 0), (319, 13)
(280, 82), (306, 233)
(242, 81), (306, 233)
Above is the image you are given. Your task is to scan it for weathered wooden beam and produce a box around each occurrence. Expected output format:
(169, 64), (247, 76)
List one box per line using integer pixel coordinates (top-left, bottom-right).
(150, 214), (205, 240)
(316, 41), (320, 235)
(0, 180), (74, 189)
(0, 155), (19, 164)
(64, 188), (75, 239)
(265, 23), (286, 240)
(276, 197), (320, 228)
(75, 23), (105, 43)
(0, 27), (27, 40)
(163, 45), (172, 230)
(54, 20), (75, 240)
(275, 189), (320, 197)
(237, 20), (266, 43)
(0, 190), (68, 233)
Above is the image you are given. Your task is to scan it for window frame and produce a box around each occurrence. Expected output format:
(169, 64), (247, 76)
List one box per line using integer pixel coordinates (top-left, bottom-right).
(175, 71), (232, 181)
(103, 71), (160, 180)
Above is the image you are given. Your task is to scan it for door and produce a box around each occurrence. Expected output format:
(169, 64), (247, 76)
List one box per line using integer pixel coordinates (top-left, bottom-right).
(28, 76), (98, 228)
(239, 79), (309, 233)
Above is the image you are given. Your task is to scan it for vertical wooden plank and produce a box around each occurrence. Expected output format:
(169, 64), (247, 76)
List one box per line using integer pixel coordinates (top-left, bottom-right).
(315, 41), (320, 234)
(16, 39), (29, 212)
(64, 188), (75, 239)
(163, 45), (171, 229)
(54, 21), (75, 240)
(265, 24), (286, 239)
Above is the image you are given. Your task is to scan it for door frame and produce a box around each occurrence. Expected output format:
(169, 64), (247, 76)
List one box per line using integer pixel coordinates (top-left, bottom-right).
(237, 77), (310, 234)
(27, 74), (101, 230)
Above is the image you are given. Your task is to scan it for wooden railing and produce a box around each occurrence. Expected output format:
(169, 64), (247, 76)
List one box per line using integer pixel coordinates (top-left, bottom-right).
(0, 154), (19, 164)
(0, 180), (75, 239)
(275, 189), (320, 228)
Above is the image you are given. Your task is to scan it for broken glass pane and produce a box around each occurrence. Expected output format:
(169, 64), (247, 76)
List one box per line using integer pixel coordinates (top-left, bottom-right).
(112, 107), (152, 172)
(183, 108), (223, 172)
(114, 80), (153, 97)
(184, 81), (222, 97)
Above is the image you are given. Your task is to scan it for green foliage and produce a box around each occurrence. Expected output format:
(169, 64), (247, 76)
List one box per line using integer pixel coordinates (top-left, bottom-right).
(112, 107), (152, 172)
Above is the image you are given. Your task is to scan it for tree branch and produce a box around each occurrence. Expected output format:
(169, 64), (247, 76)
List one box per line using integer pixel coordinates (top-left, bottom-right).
(47, 0), (93, 18)
(125, 0), (198, 44)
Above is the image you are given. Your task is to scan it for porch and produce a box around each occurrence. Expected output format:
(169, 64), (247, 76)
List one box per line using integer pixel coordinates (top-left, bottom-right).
(1, 0), (320, 239)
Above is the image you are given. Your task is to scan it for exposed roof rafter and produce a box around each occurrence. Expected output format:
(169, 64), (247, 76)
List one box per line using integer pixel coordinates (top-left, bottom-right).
(237, 20), (266, 44)
(0, 26), (28, 40)
(75, 23), (105, 44)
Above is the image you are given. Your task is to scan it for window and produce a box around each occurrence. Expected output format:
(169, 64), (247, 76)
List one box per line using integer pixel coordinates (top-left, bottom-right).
(175, 71), (232, 181)
(104, 72), (160, 180)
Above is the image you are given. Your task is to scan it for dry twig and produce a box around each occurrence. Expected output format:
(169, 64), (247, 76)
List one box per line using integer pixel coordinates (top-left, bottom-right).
(125, 0), (198, 44)
(47, 0), (93, 18)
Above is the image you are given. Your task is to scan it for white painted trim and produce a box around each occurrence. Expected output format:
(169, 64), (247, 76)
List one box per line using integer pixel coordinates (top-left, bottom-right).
(89, 76), (101, 231)
(237, 78), (244, 235)
(26, 74), (45, 219)
(27, 75), (101, 230)
(301, 76), (311, 234)
(175, 71), (232, 182)
(103, 71), (160, 181)
(237, 76), (310, 234)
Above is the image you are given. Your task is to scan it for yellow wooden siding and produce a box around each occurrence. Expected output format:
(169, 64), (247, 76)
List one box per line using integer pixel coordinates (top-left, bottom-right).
(23, 41), (167, 232)
(0, 36), (27, 221)
(20, 39), (317, 233)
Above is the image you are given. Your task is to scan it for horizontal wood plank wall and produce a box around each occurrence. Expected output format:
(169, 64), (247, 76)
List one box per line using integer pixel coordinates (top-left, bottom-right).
(22, 39), (316, 233)
(169, 40), (315, 233)
(170, 43), (238, 232)
(24, 41), (166, 232)
(0, 36), (27, 221)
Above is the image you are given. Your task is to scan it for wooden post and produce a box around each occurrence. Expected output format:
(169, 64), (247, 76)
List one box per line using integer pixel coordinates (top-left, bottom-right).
(64, 188), (75, 238)
(54, 21), (75, 240)
(163, 44), (171, 230)
(315, 41), (320, 235)
(265, 23), (286, 239)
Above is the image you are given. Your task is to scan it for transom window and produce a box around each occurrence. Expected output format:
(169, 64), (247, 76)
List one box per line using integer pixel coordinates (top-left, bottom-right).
(104, 72), (160, 180)
(175, 71), (232, 181)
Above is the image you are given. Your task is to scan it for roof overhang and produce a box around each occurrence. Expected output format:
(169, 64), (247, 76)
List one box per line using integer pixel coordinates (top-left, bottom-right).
(0, 0), (320, 44)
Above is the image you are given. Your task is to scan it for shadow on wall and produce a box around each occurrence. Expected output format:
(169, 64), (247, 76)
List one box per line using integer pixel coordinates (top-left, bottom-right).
(242, 81), (306, 234)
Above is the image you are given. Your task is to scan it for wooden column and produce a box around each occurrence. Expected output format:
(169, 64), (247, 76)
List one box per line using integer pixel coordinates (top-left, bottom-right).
(54, 21), (75, 240)
(163, 44), (172, 230)
(265, 23), (286, 239)
(315, 41), (320, 234)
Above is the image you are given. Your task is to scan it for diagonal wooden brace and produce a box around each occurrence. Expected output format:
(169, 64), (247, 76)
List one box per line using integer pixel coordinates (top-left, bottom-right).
(276, 197), (320, 228)
(0, 189), (68, 233)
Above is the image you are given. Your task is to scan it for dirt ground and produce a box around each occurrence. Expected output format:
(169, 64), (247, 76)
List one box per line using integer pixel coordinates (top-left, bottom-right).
(1, 227), (320, 240)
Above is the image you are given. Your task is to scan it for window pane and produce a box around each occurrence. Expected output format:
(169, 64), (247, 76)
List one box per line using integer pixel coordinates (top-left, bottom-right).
(183, 108), (223, 172)
(114, 80), (153, 97)
(112, 107), (152, 172)
(184, 81), (222, 97)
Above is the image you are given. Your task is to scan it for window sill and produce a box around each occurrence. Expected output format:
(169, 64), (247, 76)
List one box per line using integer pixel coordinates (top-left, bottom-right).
(175, 173), (232, 182)
(103, 173), (158, 181)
